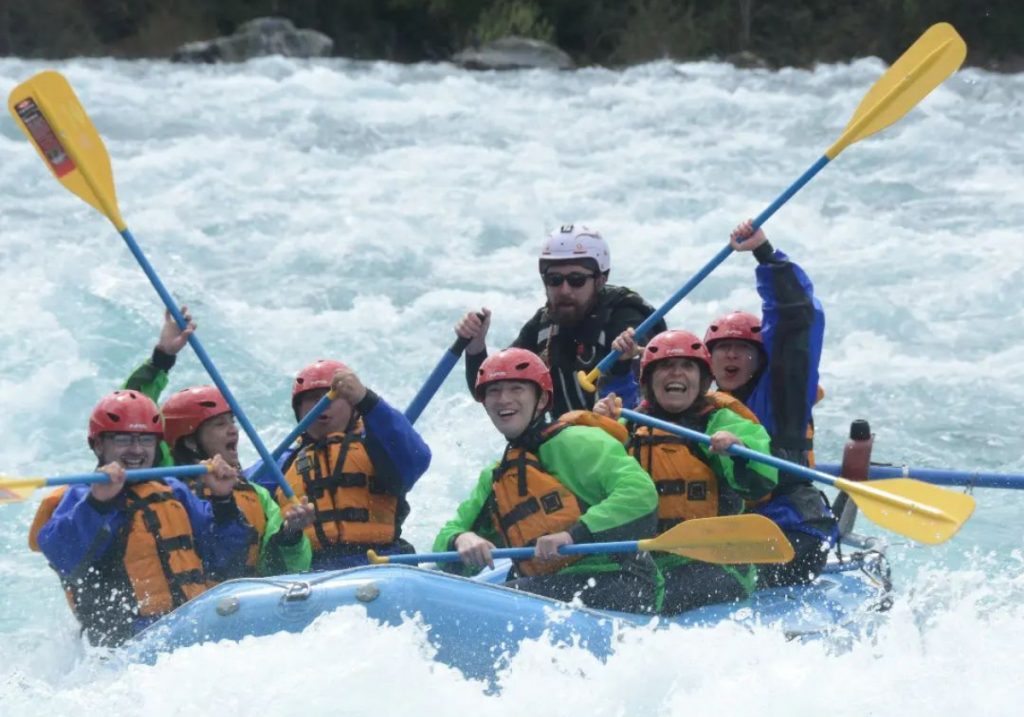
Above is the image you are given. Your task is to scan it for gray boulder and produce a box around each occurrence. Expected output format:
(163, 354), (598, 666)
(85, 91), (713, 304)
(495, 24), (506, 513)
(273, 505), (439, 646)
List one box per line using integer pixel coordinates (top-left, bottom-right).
(452, 36), (574, 71)
(172, 17), (333, 63)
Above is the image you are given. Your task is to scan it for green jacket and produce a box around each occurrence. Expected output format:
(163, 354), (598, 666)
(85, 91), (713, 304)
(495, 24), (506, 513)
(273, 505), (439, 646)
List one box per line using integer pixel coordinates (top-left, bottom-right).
(123, 354), (312, 575)
(433, 424), (659, 577)
(639, 406), (778, 594)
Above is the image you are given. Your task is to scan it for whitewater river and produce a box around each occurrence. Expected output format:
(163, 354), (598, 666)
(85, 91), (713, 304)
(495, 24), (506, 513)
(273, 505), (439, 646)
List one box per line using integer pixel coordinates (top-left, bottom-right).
(0, 56), (1021, 715)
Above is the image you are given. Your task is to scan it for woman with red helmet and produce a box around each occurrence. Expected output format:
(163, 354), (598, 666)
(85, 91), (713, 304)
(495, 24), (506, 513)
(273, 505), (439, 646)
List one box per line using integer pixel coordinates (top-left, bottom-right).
(704, 221), (837, 588)
(121, 309), (314, 579)
(276, 358), (431, 572)
(30, 390), (253, 646)
(434, 348), (661, 614)
(594, 329), (778, 613)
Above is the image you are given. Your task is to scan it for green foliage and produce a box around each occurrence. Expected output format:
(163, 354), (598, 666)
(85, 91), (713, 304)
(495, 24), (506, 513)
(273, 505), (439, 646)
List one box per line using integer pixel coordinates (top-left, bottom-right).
(474, 1), (554, 44)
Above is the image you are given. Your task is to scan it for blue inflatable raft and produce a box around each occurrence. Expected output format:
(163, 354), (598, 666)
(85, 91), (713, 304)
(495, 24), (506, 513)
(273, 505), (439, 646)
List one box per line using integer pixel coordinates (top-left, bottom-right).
(128, 544), (892, 680)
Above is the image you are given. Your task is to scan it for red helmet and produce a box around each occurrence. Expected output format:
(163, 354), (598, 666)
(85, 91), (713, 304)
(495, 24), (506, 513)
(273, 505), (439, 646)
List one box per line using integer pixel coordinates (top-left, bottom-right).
(640, 330), (712, 382)
(292, 359), (349, 413)
(475, 348), (553, 403)
(704, 311), (762, 349)
(161, 386), (231, 448)
(88, 390), (164, 441)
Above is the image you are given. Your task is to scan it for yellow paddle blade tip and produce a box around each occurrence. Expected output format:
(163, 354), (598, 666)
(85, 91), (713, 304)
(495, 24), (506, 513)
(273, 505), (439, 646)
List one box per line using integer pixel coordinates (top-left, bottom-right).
(0, 484), (38, 505)
(577, 369), (599, 393)
(366, 550), (389, 564)
(841, 477), (975, 545)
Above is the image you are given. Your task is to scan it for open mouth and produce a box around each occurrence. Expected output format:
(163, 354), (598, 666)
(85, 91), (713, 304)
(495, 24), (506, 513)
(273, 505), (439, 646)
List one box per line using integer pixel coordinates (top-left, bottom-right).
(723, 366), (740, 377)
(121, 455), (147, 469)
(225, 439), (238, 452)
(497, 408), (518, 419)
(664, 381), (689, 395)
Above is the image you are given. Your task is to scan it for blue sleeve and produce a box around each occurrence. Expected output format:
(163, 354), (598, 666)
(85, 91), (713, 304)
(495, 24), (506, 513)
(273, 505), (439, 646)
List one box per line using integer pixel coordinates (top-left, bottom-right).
(166, 478), (255, 579)
(361, 392), (432, 493)
(598, 370), (641, 410)
(36, 486), (123, 577)
(749, 248), (824, 451)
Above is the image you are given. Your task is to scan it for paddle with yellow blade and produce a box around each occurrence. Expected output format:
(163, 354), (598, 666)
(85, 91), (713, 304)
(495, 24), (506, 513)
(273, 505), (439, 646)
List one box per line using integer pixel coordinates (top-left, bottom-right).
(7, 71), (296, 501)
(0, 464), (212, 505)
(577, 22), (967, 393)
(621, 408), (974, 545)
(368, 513), (794, 566)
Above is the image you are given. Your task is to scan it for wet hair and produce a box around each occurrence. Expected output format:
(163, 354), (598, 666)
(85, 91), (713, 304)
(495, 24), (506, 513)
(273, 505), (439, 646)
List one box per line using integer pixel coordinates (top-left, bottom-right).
(172, 437), (207, 466)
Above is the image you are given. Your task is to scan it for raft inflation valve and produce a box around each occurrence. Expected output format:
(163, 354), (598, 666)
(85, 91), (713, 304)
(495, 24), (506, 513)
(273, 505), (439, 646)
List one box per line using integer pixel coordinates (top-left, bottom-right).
(355, 582), (380, 603)
(216, 596), (240, 616)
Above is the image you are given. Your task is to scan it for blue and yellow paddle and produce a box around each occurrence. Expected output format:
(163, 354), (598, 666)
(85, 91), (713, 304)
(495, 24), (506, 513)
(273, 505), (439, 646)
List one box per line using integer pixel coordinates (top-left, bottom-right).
(7, 72), (296, 500)
(577, 22), (967, 393)
(369, 514), (795, 566)
(817, 463), (1024, 491)
(621, 408), (975, 545)
(0, 464), (212, 505)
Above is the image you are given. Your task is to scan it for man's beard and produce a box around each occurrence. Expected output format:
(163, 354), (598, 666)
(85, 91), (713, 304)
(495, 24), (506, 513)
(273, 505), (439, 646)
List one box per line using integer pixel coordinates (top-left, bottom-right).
(547, 298), (591, 325)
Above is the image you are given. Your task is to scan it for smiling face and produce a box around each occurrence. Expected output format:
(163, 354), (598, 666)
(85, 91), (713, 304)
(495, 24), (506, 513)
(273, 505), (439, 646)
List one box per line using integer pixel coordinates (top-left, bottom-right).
(296, 388), (353, 440)
(649, 358), (706, 413)
(542, 262), (606, 325)
(483, 380), (548, 440)
(93, 433), (159, 470)
(195, 412), (240, 467)
(709, 339), (761, 392)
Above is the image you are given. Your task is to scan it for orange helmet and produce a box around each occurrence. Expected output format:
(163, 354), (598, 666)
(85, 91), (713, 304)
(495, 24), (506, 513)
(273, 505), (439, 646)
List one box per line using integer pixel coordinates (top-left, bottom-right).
(88, 390), (163, 442)
(639, 330), (712, 382)
(292, 359), (349, 415)
(162, 386), (231, 448)
(475, 348), (553, 403)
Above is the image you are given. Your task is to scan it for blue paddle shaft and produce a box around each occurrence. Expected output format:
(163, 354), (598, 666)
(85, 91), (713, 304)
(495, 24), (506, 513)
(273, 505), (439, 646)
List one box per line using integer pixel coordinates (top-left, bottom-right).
(593, 154), (832, 375)
(404, 335), (470, 423)
(44, 464), (210, 488)
(816, 462), (1024, 491)
(621, 407), (837, 488)
(383, 539), (643, 565)
(118, 228), (294, 498)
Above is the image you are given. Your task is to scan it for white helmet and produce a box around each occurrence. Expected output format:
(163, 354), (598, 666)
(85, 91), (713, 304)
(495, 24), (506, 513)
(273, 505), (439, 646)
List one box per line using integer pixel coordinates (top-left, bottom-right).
(539, 224), (610, 274)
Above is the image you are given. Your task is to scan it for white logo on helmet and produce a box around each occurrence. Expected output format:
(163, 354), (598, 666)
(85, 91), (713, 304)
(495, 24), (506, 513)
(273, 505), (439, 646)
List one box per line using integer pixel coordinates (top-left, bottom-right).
(126, 422), (148, 430)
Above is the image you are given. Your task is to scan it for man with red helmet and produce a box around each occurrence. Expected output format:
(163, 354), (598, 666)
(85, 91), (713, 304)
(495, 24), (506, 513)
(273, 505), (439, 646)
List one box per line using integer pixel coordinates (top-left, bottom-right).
(30, 391), (253, 646)
(434, 348), (660, 613)
(454, 224), (666, 417)
(277, 359), (431, 571)
(122, 310), (315, 579)
(703, 221), (836, 587)
(595, 330), (778, 613)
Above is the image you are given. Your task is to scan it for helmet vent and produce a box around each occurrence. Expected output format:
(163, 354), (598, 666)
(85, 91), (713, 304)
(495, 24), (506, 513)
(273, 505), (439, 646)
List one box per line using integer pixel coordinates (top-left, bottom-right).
(106, 412), (120, 423)
(514, 362), (531, 371)
(198, 401), (218, 408)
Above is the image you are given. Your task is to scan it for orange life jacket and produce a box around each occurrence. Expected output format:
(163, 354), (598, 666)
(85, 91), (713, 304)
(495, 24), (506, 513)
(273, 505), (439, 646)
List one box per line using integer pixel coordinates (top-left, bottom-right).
(629, 392), (751, 531)
(29, 481), (207, 642)
(190, 480), (266, 577)
(281, 431), (398, 551)
(489, 422), (584, 576)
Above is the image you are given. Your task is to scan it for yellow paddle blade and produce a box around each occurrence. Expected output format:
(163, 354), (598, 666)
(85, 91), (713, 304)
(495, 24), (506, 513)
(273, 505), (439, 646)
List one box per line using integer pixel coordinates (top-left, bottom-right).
(640, 514), (795, 565)
(826, 22), (966, 159)
(0, 477), (45, 505)
(7, 71), (125, 230)
(836, 476), (975, 545)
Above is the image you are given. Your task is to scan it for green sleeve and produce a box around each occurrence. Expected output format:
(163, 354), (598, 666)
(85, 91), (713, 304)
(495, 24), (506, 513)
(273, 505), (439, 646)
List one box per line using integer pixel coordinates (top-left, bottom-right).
(252, 483), (312, 575)
(704, 409), (778, 499)
(122, 358), (170, 403)
(123, 356), (175, 467)
(432, 464), (502, 576)
(539, 426), (658, 535)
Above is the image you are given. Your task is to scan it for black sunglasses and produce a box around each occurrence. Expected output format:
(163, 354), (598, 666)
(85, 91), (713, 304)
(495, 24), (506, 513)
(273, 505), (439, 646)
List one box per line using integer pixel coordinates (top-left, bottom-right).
(543, 271), (597, 288)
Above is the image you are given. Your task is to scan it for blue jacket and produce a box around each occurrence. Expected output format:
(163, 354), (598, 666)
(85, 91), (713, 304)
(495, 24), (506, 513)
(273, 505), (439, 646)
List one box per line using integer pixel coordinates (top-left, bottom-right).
(739, 244), (835, 541)
(744, 246), (824, 454)
(37, 476), (254, 635)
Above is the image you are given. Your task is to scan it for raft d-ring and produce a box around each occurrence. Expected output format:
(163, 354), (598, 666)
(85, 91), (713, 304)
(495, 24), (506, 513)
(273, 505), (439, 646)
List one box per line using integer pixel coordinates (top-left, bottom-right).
(283, 581), (312, 602)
